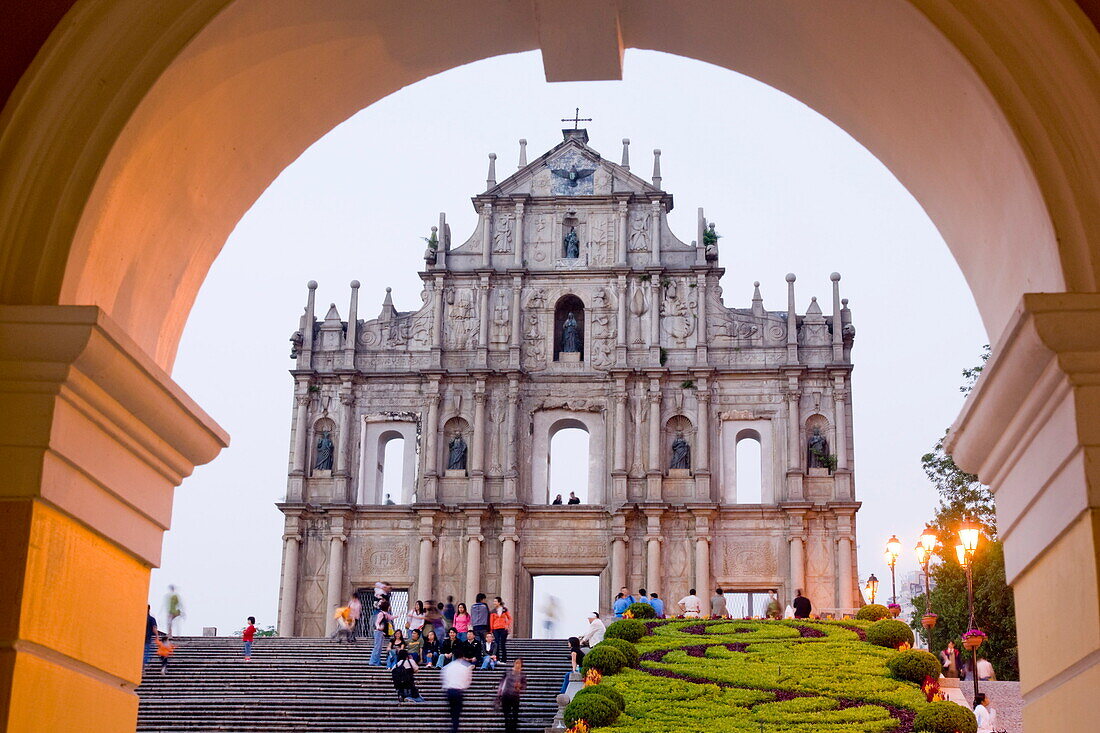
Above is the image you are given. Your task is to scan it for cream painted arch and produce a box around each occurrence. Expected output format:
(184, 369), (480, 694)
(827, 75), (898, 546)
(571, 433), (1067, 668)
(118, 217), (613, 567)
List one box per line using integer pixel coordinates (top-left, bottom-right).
(4, 1), (1100, 730)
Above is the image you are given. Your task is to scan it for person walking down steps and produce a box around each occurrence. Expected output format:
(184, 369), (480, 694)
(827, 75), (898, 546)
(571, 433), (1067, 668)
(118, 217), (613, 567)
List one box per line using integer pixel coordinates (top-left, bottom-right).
(497, 658), (526, 733)
(441, 655), (473, 733)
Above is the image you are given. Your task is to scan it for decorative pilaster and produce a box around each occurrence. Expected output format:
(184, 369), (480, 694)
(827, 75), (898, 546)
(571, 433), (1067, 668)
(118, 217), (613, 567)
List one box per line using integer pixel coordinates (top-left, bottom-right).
(513, 202), (525, 267)
(335, 385), (355, 502)
(831, 272), (844, 362)
(477, 275), (490, 367)
(418, 528), (435, 603)
(649, 276), (661, 363)
(647, 378), (663, 500)
(504, 377), (520, 500)
(324, 532), (346, 635)
(785, 375), (804, 501)
(611, 536), (629, 600)
(480, 203), (492, 268)
(645, 510), (663, 594)
(695, 273), (708, 364)
(650, 200), (662, 264)
(471, 380), (486, 501)
(613, 388), (628, 473)
(615, 273), (628, 364)
(343, 280), (359, 368)
(616, 200), (628, 265)
(278, 534), (301, 637)
(509, 276), (522, 369)
(786, 273), (798, 364)
(837, 536), (854, 610)
(833, 385), (849, 472)
(431, 274), (444, 367)
(788, 511), (807, 598)
(291, 389), (311, 476)
(694, 536), (710, 598)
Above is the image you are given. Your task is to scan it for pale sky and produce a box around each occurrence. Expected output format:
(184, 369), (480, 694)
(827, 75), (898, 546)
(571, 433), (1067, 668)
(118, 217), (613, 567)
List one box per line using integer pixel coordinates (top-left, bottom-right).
(151, 50), (986, 634)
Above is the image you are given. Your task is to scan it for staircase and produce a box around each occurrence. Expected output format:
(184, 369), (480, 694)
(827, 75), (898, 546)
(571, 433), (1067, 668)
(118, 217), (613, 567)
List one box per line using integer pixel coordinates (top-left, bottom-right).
(137, 636), (570, 732)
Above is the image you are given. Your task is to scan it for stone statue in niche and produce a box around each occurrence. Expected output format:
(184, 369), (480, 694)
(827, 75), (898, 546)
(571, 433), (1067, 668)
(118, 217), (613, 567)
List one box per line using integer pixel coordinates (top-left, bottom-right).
(315, 431), (334, 470)
(670, 431), (691, 470)
(563, 227), (580, 259)
(629, 212), (650, 251)
(807, 426), (830, 469)
(447, 435), (468, 471)
(561, 312), (581, 352)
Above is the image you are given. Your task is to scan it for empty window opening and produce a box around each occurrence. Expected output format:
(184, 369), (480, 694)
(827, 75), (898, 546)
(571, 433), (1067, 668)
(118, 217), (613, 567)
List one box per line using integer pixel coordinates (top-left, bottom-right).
(380, 437), (405, 504)
(548, 427), (589, 504)
(532, 575), (600, 639)
(735, 435), (762, 503)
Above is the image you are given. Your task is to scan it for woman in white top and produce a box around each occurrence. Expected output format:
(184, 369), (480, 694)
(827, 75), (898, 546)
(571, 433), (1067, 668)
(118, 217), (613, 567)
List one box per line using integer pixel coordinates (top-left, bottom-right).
(406, 600), (426, 633)
(973, 693), (996, 733)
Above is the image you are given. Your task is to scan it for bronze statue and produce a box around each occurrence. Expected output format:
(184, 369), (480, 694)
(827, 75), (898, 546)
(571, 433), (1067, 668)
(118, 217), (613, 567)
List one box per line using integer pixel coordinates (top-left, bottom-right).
(563, 227), (580, 258)
(561, 312), (580, 353)
(670, 432), (691, 470)
(447, 435), (468, 471)
(807, 426), (830, 469)
(315, 431), (334, 470)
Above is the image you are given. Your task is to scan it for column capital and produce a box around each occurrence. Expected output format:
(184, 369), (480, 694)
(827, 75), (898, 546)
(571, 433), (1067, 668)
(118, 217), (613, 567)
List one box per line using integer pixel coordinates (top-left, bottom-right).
(500, 534), (520, 544)
(339, 391), (356, 406)
(282, 534), (302, 543)
(296, 393), (312, 406)
(329, 534), (347, 544)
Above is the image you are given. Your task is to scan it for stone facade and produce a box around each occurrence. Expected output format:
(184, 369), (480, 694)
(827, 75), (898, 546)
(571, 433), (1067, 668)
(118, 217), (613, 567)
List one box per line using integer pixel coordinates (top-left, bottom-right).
(276, 130), (860, 637)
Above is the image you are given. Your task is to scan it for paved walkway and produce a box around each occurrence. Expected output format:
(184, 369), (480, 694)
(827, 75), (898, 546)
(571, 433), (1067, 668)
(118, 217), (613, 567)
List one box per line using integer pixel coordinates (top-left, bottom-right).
(961, 680), (1023, 732)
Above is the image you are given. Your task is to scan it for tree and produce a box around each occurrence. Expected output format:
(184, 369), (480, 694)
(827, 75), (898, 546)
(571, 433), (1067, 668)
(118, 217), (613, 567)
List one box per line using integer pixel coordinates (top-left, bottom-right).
(909, 346), (1018, 680)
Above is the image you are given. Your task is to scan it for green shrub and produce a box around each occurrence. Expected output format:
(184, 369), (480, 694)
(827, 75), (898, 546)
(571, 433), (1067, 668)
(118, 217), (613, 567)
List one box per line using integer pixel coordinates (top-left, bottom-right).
(605, 619), (647, 642)
(626, 601), (657, 619)
(913, 701), (977, 733)
(572, 684), (625, 712)
(563, 692), (621, 728)
(866, 618), (915, 649)
(886, 649), (941, 683)
(581, 644), (627, 675)
(595, 637), (640, 668)
(856, 603), (892, 621)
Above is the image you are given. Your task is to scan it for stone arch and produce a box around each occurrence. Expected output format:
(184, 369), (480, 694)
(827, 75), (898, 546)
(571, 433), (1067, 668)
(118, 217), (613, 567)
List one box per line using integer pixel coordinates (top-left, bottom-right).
(553, 294), (585, 362)
(720, 419), (775, 504)
(531, 411), (606, 505)
(359, 419), (418, 504)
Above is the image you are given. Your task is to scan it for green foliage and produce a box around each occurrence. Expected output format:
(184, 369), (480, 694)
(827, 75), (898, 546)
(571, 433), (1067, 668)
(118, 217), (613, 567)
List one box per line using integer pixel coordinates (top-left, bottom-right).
(885, 649), (940, 683)
(913, 701), (977, 733)
(605, 619), (647, 642)
(626, 602), (657, 619)
(659, 347), (668, 365)
(596, 637), (641, 668)
(582, 644), (628, 675)
(856, 604), (891, 622)
(680, 379), (696, 390)
(564, 691), (621, 728)
(572, 683), (625, 712)
(235, 624), (277, 637)
(865, 619), (914, 649)
(959, 344), (991, 395)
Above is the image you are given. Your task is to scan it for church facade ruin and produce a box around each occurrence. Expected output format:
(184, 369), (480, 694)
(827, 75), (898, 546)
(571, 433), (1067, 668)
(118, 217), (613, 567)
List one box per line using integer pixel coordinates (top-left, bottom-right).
(276, 130), (860, 636)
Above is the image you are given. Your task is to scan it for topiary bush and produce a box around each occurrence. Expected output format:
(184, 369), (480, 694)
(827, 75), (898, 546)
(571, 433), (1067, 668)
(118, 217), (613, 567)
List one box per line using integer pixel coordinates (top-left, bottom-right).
(572, 684), (625, 713)
(605, 619), (647, 643)
(866, 618), (915, 649)
(595, 637), (640, 668)
(625, 601), (657, 619)
(563, 692), (621, 728)
(581, 644), (627, 675)
(886, 649), (941, 683)
(913, 701), (977, 733)
(856, 603), (892, 621)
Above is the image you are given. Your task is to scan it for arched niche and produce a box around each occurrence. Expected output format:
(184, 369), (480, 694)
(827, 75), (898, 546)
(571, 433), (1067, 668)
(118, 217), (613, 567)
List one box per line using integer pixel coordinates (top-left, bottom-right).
(358, 419), (418, 504)
(531, 411), (605, 505)
(441, 416), (471, 476)
(804, 413), (833, 471)
(553, 294), (585, 362)
(664, 414), (694, 475)
(309, 416), (336, 477)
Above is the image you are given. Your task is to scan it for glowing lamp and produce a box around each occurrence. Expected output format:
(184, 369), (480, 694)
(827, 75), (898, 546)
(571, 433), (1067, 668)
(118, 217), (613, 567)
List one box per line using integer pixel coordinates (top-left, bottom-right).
(920, 526), (938, 554)
(914, 541), (927, 566)
(958, 518), (981, 553)
(955, 544), (969, 567)
(886, 534), (903, 559)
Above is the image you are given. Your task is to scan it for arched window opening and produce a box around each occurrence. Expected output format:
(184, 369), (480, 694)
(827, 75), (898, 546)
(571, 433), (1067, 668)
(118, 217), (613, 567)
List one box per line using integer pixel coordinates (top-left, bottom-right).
(735, 432), (762, 504)
(380, 436), (405, 505)
(553, 295), (585, 362)
(548, 426), (589, 505)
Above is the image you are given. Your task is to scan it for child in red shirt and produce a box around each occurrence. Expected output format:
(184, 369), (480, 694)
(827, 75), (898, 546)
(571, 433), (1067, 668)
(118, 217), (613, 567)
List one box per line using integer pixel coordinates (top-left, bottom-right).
(243, 616), (256, 661)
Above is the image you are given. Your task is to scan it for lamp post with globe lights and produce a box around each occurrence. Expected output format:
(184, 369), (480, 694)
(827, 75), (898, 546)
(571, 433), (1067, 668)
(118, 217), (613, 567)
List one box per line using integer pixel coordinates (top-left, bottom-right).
(884, 535), (902, 614)
(956, 518), (983, 700)
(915, 526), (938, 643)
(864, 574), (879, 605)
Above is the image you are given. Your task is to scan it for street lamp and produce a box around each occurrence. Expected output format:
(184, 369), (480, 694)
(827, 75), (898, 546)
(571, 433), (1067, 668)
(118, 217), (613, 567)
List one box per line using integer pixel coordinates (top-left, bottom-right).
(915, 528), (937, 640)
(955, 519), (982, 701)
(864, 574), (879, 604)
(884, 535), (902, 606)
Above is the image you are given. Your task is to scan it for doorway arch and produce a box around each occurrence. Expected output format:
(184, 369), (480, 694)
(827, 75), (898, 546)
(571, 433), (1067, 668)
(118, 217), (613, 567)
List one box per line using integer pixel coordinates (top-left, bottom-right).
(4, 2), (1100, 730)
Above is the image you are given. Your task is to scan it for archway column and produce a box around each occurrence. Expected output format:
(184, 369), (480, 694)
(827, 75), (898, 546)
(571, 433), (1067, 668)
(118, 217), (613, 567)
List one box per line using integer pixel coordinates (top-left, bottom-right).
(948, 293), (1100, 731)
(277, 533), (300, 637)
(0, 306), (226, 731)
(324, 532), (346, 636)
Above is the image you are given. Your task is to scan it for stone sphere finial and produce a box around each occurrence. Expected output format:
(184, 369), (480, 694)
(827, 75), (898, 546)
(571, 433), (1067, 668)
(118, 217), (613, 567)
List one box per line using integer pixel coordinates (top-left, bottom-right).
(307, 280), (318, 289)
(842, 298), (849, 306)
(830, 272), (841, 282)
(623, 138), (630, 144)
(488, 153), (497, 160)
(431, 225), (438, 232)
(653, 148), (661, 155)
(811, 296), (818, 302)
(754, 281), (761, 287)
(386, 287), (392, 293)
(350, 280), (360, 289)
(519, 138), (526, 145)
(785, 273), (796, 283)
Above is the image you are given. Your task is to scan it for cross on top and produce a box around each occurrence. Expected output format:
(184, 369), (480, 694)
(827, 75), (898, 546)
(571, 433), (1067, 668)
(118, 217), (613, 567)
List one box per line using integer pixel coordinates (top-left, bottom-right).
(561, 107), (592, 129)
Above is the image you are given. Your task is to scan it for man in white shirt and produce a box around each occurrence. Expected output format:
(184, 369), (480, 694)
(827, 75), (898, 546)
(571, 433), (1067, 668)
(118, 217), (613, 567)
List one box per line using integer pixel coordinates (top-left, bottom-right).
(975, 657), (996, 681)
(579, 611), (606, 648)
(677, 588), (703, 618)
(441, 657), (473, 733)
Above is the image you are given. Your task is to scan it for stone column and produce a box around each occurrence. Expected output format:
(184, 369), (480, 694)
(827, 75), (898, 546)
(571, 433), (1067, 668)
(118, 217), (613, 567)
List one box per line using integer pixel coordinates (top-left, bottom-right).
(649, 277), (661, 349)
(481, 203), (492, 267)
(647, 382), (662, 472)
(324, 533), (346, 635)
(837, 536), (854, 610)
(696, 387), (710, 472)
(472, 383), (486, 474)
(650, 200), (662, 264)
(336, 388), (355, 501)
(504, 378), (520, 500)
(646, 536), (662, 594)
(510, 277), (522, 347)
(694, 537), (710, 597)
(465, 535), (482, 603)
(789, 537), (805, 595)
(500, 535), (517, 606)
(423, 386), (440, 477)
(615, 274), (627, 359)
(291, 392), (310, 474)
(695, 273), (708, 364)
(418, 537), (434, 602)
(616, 200), (628, 265)
(833, 387), (849, 471)
(613, 389), (628, 473)
(431, 276), (444, 351)
(611, 537), (628, 595)
(513, 202), (524, 267)
(477, 276), (490, 365)
(278, 535), (300, 637)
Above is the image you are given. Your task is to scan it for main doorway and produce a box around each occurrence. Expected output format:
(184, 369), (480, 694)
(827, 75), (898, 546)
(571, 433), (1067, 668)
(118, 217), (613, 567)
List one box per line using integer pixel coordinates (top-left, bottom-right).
(531, 575), (600, 640)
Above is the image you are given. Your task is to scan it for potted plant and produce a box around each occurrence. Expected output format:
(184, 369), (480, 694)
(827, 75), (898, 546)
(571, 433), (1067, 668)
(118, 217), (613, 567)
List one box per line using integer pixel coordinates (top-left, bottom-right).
(887, 603), (902, 618)
(962, 628), (987, 651)
(921, 613), (938, 630)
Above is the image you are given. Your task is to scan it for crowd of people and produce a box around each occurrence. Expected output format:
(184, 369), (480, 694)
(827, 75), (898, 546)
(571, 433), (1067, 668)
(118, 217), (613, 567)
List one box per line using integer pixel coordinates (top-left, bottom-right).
(611, 586), (797, 620)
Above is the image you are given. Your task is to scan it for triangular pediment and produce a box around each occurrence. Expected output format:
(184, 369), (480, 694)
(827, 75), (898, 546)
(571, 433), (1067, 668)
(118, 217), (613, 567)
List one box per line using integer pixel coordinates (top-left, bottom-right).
(482, 134), (662, 199)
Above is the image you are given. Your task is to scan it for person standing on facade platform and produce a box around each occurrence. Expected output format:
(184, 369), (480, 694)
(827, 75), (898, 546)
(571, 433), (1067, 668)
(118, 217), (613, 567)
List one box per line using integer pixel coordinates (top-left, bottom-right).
(470, 594), (490, 643)
(792, 589), (812, 619)
(710, 588), (727, 618)
(425, 601), (445, 637)
(567, 492), (580, 505)
(441, 655), (473, 733)
(490, 597), (513, 664)
(551, 494), (563, 505)
(649, 593), (666, 618)
(498, 658), (527, 733)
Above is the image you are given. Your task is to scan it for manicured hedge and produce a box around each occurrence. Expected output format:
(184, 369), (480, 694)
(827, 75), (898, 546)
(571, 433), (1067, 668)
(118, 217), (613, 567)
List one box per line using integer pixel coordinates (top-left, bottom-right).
(865, 618), (915, 649)
(596, 637), (640, 668)
(913, 701), (977, 733)
(563, 692), (621, 728)
(572, 683), (625, 712)
(626, 602), (657, 619)
(856, 604), (892, 622)
(582, 644), (628, 675)
(886, 649), (940, 683)
(605, 619), (647, 642)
